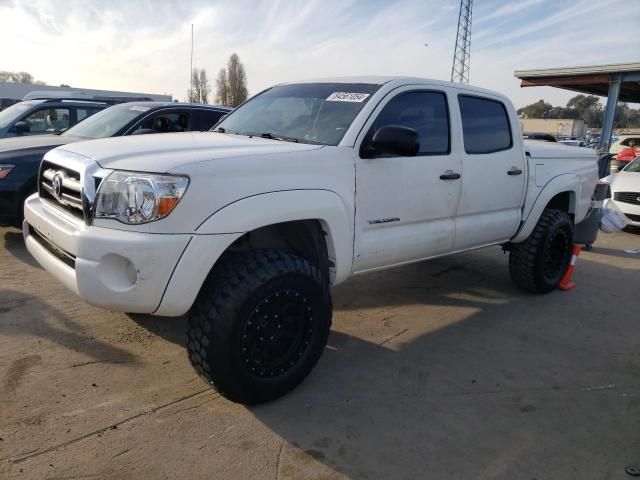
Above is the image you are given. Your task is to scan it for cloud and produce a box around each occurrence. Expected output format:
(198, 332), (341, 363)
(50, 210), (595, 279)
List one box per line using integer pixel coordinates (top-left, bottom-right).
(475, 0), (545, 23)
(0, 0), (638, 107)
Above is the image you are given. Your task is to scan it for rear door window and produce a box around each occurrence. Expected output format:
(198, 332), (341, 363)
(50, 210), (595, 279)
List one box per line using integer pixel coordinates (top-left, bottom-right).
(76, 107), (102, 123)
(193, 109), (227, 131)
(458, 95), (512, 154)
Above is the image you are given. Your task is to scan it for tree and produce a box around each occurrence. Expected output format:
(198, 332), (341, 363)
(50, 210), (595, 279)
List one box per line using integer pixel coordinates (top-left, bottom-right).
(187, 68), (211, 104)
(215, 69), (229, 106)
(566, 95), (602, 127)
(214, 53), (248, 107)
(517, 99), (553, 118)
(517, 95), (640, 128)
(0, 70), (46, 85)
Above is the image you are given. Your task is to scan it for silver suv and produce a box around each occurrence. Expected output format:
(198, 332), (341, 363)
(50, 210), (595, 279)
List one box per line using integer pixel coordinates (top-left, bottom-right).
(0, 98), (108, 138)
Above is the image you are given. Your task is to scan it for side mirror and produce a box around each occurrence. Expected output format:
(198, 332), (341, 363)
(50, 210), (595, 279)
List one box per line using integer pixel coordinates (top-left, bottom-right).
(131, 128), (157, 136)
(366, 125), (420, 158)
(13, 121), (30, 135)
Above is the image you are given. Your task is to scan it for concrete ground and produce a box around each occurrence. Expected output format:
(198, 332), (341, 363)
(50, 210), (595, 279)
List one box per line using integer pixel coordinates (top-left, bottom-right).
(0, 225), (639, 480)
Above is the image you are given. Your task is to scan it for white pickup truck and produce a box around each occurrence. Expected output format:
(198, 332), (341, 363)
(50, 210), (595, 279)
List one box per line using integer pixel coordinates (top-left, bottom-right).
(23, 77), (598, 404)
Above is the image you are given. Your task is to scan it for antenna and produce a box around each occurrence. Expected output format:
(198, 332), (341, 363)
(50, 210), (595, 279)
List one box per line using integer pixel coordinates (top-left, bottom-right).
(450, 0), (473, 84)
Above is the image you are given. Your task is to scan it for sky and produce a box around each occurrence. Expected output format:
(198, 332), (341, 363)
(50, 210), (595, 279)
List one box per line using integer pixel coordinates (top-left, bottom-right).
(0, 0), (638, 108)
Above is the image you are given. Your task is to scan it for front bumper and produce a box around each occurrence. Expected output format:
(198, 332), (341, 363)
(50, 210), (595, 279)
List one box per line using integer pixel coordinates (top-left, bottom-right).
(23, 194), (191, 313)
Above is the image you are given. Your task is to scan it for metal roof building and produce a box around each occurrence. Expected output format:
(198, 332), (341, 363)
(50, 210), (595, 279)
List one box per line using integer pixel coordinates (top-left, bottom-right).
(514, 62), (640, 152)
(0, 82), (171, 103)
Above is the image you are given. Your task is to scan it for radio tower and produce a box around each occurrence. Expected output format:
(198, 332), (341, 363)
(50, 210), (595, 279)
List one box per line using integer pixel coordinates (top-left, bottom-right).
(450, 0), (473, 84)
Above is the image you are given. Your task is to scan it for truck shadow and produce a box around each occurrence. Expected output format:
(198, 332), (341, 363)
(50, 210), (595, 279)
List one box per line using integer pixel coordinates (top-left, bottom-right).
(243, 253), (639, 478)
(130, 249), (639, 478)
(0, 289), (137, 365)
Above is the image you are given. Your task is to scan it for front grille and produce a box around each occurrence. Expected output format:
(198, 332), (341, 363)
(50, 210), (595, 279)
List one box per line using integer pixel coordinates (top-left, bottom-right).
(29, 225), (76, 269)
(625, 213), (640, 222)
(614, 191), (640, 205)
(39, 160), (84, 220)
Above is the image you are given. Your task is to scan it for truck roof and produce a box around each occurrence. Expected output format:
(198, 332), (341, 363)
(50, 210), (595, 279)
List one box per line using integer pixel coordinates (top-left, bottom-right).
(280, 76), (508, 99)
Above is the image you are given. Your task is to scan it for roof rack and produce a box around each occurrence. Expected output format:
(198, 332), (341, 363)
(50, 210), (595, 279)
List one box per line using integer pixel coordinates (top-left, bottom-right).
(28, 97), (108, 104)
(28, 97), (154, 105)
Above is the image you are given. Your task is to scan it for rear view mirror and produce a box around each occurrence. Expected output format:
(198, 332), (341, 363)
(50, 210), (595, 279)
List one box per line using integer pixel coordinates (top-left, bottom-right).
(13, 121), (30, 134)
(368, 125), (420, 157)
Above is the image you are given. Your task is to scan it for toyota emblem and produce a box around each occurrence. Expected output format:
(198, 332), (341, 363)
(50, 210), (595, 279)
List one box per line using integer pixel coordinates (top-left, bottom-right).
(52, 173), (63, 199)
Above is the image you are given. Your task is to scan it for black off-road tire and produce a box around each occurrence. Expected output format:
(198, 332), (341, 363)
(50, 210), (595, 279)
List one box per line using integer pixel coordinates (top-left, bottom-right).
(187, 249), (332, 404)
(509, 209), (574, 293)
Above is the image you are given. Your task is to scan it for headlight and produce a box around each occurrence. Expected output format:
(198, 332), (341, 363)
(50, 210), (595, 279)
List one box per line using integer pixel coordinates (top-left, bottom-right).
(94, 171), (189, 224)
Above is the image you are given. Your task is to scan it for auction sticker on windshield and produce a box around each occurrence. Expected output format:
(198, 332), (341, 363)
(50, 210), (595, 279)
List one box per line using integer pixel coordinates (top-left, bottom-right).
(129, 106), (151, 112)
(326, 92), (370, 102)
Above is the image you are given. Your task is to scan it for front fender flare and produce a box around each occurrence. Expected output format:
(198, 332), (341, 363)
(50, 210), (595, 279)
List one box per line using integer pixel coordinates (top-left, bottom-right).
(155, 190), (353, 317)
(196, 189), (354, 284)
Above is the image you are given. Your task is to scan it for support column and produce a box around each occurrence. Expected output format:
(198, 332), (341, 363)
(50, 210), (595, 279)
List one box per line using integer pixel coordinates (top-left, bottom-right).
(598, 74), (621, 153)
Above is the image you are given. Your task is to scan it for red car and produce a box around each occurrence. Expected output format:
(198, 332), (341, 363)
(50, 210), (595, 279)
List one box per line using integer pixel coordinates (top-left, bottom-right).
(615, 145), (640, 162)
(612, 145), (640, 173)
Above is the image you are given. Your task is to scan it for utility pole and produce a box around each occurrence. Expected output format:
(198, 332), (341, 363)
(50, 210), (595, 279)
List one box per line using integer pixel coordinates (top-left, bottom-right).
(189, 24), (194, 102)
(451, 0), (473, 84)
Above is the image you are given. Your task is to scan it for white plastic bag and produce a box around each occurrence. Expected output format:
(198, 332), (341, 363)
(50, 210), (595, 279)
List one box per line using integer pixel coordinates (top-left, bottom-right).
(600, 199), (630, 233)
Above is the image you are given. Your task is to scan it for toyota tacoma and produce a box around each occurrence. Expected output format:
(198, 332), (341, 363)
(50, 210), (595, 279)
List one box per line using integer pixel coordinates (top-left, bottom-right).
(23, 77), (599, 404)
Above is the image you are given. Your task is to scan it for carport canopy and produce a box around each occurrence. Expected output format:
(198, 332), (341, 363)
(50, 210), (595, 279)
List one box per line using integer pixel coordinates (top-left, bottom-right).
(514, 62), (640, 152)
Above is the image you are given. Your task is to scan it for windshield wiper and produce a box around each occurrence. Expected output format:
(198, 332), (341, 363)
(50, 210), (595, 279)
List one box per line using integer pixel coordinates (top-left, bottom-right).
(260, 132), (299, 143)
(215, 127), (226, 133)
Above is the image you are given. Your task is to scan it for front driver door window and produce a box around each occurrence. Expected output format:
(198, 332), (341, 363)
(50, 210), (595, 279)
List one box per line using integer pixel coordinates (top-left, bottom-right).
(134, 110), (190, 133)
(22, 108), (70, 134)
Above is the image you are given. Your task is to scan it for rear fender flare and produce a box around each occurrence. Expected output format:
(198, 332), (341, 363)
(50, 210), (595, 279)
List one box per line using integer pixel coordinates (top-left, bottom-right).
(512, 174), (578, 243)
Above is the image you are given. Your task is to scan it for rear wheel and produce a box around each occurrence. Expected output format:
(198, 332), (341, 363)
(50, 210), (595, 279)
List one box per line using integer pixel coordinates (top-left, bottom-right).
(509, 209), (574, 293)
(187, 249), (332, 404)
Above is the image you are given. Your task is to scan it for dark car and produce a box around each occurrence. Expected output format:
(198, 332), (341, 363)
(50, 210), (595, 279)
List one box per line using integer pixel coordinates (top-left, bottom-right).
(522, 132), (557, 142)
(0, 102), (231, 226)
(0, 98), (111, 138)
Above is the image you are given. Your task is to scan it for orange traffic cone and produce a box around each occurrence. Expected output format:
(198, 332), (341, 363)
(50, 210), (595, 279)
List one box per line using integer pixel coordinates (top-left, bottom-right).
(558, 244), (581, 291)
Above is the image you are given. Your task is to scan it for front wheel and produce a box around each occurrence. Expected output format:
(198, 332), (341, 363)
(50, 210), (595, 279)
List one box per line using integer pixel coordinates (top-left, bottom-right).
(509, 209), (574, 293)
(187, 249), (332, 404)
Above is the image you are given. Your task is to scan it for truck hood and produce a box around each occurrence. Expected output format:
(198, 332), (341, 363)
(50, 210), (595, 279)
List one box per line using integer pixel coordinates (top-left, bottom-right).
(0, 134), (74, 154)
(605, 170), (640, 191)
(524, 139), (596, 160)
(56, 132), (324, 172)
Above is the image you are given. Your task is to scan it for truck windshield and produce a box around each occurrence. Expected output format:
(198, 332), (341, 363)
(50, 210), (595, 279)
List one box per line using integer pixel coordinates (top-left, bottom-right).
(215, 83), (381, 146)
(63, 104), (147, 139)
(0, 102), (33, 129)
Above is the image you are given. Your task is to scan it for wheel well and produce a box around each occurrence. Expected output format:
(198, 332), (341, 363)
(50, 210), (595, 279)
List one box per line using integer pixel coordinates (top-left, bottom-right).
(546, 191), (575, 220)
(224, 220), (333, 285)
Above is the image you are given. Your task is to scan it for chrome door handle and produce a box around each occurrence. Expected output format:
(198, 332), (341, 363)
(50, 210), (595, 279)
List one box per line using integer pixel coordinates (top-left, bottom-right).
(507, 167), (523, 176)
(440, 170), (461, 180)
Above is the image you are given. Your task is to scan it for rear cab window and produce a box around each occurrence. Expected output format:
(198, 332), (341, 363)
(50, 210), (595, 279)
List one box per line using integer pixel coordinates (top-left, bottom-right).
(458, 95), (512, 154)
